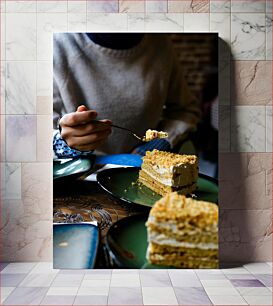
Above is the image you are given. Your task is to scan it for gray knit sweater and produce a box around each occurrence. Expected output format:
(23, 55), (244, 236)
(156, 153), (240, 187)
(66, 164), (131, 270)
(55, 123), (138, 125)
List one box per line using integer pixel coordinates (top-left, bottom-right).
(53, 33), (201, 154)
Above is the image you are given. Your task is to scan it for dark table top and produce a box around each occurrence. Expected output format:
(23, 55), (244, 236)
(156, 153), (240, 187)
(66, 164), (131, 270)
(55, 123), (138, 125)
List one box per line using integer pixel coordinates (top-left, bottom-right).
(53, 175), (149, 268)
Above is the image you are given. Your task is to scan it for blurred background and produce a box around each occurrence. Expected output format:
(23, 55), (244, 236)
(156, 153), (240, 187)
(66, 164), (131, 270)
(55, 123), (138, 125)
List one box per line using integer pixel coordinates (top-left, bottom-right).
(171, 34), (218, 179)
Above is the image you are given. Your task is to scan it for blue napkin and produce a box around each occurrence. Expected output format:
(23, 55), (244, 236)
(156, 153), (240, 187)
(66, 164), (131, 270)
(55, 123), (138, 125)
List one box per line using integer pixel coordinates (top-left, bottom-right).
(95, 154), (142, 167)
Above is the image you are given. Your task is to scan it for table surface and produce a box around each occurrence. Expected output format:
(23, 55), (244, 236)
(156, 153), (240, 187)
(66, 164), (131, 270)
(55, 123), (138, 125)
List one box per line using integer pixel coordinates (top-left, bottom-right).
(53, 175), (149, 268)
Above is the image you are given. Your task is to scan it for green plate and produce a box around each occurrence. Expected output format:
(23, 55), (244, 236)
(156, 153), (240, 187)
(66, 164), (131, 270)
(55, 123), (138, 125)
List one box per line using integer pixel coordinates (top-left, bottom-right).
(97, 167), (218, 207)
(53, 158), (94, 181)
(106, 213), (172, 269)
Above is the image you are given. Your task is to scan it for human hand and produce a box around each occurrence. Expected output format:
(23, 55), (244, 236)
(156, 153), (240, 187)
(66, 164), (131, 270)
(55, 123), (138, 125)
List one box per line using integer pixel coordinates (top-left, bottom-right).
(59, 105), (112, 151)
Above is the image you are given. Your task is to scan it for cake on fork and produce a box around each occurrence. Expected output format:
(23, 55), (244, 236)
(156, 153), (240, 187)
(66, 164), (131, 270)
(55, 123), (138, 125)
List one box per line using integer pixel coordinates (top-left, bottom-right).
(139, 149), (198, 196)
(146, 192), (218, 268)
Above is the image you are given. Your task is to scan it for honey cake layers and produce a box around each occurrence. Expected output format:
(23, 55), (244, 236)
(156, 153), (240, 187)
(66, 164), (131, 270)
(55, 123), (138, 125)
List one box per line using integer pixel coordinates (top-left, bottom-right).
(146, 192), (218, 268)
(139, 149), (198, 196)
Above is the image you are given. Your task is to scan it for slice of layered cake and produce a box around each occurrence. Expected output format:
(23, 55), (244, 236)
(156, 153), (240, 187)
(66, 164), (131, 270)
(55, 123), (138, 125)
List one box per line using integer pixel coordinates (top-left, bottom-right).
(146, 192), (218, 268)
(139, 149), (198, 196)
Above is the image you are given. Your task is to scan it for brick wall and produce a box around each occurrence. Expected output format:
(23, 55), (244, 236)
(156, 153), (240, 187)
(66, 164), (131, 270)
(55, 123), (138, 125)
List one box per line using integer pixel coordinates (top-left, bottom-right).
(171, 34), (218, 103)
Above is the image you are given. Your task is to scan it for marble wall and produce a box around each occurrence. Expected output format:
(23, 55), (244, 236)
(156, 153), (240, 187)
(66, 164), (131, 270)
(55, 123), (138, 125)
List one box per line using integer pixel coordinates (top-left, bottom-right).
(0, 0), (272, 262)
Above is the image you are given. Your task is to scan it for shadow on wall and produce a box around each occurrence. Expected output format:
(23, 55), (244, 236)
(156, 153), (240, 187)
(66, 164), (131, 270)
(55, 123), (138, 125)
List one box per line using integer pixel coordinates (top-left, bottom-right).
(218, 38), (272, 267)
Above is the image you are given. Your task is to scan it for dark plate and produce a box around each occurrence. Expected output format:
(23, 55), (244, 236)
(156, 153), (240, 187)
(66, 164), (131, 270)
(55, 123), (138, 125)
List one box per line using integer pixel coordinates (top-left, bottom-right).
(53, 157), (94, 181)
(105, 214), (170, 269)
(53, 223), (99, 269)
(97, 167), (218, 207)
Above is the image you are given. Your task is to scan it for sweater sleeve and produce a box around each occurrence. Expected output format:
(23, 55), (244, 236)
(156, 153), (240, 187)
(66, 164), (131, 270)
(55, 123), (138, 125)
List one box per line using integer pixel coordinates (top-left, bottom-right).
(159, 46), (202, 148)
(53, 76), (93, 158)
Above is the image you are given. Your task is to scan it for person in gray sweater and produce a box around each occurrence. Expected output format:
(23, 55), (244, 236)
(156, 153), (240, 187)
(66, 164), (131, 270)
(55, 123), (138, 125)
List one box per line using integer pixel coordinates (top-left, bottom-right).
(53, 33), (201, 157)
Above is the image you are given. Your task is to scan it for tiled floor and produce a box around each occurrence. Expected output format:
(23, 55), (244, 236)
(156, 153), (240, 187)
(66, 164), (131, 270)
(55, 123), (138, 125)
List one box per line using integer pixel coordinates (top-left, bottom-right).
(0, 262), (272, 305)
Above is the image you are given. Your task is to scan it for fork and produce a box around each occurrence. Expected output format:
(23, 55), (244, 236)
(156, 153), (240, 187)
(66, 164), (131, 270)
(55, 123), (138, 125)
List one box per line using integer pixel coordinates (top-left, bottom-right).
(91, 120), (145, 142)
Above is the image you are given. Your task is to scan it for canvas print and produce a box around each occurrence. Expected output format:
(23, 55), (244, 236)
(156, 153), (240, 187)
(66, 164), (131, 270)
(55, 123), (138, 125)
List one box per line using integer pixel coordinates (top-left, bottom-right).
(53, 33), (218, 269)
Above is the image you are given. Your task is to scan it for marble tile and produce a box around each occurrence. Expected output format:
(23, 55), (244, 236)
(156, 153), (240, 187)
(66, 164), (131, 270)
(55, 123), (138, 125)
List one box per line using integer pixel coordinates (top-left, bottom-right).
(87, 0), (118, 13)
(82, 279), (110, 287)
(219, 106), (230, 152)
(1, 13), (6, 60)
(237, 286), (271, 295)
(0, 0), (6, 12)
(68, 1), (87, 13)
(83, 273), (111, 280)
(1, 263), (37, 274)
(85, 269), (112, 275)
(0, 263), (9, 271)
(168, 0), (209, 13)
(19, 273), (56, 287)
(6, 1), (36, 12)
(6, 115), (36, 162)
(254, 274), (273, 287)
(46, 286), (78, 296)
(243, 295), (272, 305)
(51, 273), (84, 287)
(204, 286), (240, 296)
(174, 287), (212, 305)
(29, 263), (58, 275)
(108, 287), (143, 305)
(201, 279), (234, 287)
(266, 106), (272, 152)
(1, 63), (6, 114)
(110, 274), (140, 287)
(220, 209), (272, 245)
(37, 61), (52, 97)
(112, 269), (139, 274)
(6, 61), (36, 114)
(6, 13), (36, 61)
(86, 13), (127, 31)
(1, 287), (15, 303)
(127, 13), (145, 31)
(22, 162), (52, 215)
(37, 1), (67, 13)
(266, 0), (272, 12)
(231, 13), (266, 60)
(146, 0), (167, 13)
(37, 13), (67, 61)
(222, 267), (252, 275)
(37, 96), (52, 115)
(142, 287), (178, 305)
(169, 271), (202, 287)
(1, 273), (27, 286)
(3, 287), (48, 305)
(219, 60), (231, 105)
(231, 106), (265, 152)
(59, 269), (86, 274)
(144, 13), (183, 32)
(68, 13), (87, 31)
(225, 274), (255, 280)
(210, 0), (231, 13)
(208, 295), (247, 305)
(231, 0), (266, 13)
(40, 295), (75, 305)
(184, 13), (209, 32)
(4, 163), (21, 199)
(266, 14), (272, 60)
(140, 272), (171, 287)
(119, 1), (144, 13)
(231, 61), (272, 105)
(73, 295), (108, 305)
(220, 238), (272, 262)
(230, 279), (265, 287)
(210, 13), (230, 41)
(77, 286), (109, 295)
(244, 262), (272, 274)
(220, 152), (272, 209)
